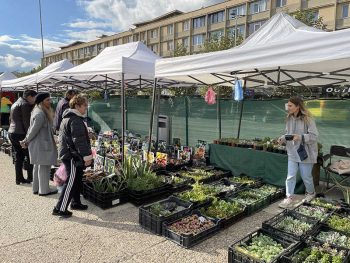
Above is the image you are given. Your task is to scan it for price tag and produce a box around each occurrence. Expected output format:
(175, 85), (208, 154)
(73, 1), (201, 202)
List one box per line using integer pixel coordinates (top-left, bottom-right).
(198, 216), (206, 223)
(112, 199), (120, 205)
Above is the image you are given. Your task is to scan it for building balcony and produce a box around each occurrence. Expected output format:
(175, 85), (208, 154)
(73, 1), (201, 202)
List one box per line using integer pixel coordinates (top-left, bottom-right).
(247, 10), (270, 22)
(271, 3), (301, 15)
(336, 17), (350, 29)
(301, 0), (335, 9)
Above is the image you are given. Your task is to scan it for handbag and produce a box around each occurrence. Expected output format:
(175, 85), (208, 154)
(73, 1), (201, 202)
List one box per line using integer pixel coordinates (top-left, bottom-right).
(297, 135), (308, 161)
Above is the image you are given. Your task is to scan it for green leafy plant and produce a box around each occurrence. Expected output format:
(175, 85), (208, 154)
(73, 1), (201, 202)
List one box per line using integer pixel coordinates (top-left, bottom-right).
(292, 243), (346, 263)
(295, 205), (329, 220)
(92, 173), (127, 193)
(327, 215), (350, 234)
(177, 183), (219, 203)
(180, 169), (214, 182)
(200, 199), (244, 219)
(310, 198), (338, 210)
(316, 230), (350, 249)
(235, 233), (284, 263)
(149, 201), (186, 217)
(275, 216), (313, 236)
(229, 176), (259, 186)
(231, 189), (267, 206)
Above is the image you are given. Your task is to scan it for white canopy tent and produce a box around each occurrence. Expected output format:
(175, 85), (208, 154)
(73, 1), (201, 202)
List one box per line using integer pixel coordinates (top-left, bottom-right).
(0, 71), (17, 82)
(1, 59), (73, 91)
(155, 13), (350, 88)
(52, 42), (161, 90)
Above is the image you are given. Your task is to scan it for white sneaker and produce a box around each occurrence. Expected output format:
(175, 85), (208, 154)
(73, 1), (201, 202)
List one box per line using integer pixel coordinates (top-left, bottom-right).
(278, 197), (294, 209)
(302, 192), (316, 203)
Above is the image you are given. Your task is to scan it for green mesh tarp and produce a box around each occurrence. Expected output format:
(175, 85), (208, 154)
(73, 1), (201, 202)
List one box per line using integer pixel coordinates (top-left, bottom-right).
(89, 97), (350, 154)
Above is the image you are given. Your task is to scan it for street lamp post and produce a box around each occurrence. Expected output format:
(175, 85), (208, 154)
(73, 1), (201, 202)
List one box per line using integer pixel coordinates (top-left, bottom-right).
(230, 12), (245, 46)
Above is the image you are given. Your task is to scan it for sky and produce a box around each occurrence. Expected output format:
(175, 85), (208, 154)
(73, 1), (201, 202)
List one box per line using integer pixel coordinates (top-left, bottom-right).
(0, 0), (223, 73)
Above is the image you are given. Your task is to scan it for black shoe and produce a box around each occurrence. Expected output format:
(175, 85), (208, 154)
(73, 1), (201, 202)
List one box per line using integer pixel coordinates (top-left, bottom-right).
(70, 203), (88, 210)
(16, 179), (31, 185)
(39, 190), (58, 196)
(33, 192), (38, 195)
(52, 208), (72, 218)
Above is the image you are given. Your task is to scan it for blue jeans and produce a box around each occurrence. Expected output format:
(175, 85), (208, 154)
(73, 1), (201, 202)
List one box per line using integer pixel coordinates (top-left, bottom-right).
(286, 160), (314, 197)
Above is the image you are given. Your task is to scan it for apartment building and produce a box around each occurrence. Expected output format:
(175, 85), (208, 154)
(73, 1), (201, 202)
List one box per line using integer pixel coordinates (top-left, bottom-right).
(43, 0), (350, 67)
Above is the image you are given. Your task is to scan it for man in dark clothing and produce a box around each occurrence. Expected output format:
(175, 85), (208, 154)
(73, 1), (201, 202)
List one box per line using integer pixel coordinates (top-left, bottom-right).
(8, 89), (37, 184)
(53, 89), (78, 133)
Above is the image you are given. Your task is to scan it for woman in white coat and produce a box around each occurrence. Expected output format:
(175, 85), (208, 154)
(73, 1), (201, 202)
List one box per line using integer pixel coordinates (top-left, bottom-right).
(21, 93), (58, 196)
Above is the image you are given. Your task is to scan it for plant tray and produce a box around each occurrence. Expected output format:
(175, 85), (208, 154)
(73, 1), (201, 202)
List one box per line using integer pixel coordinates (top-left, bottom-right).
(128, 184), (172, 206)
(163, 210), (220, 248)
(293, 203), (332, 223)
(313, 224), (350, 251)
(325, 213), (350, 236)
(228, 174), (263, 189)
(262, 210), (319, 241)
(227, 189), (270, 216)
(205, 179), (243, 198)
(281, 240), (350, 263)
(82, 182), (128, 209)
(139, 196), (192, 235)
(156, 171), (193, 194)
(306, 197), (341, 211)
(228, 228), (298, 263)
(178, 167), (231, 184)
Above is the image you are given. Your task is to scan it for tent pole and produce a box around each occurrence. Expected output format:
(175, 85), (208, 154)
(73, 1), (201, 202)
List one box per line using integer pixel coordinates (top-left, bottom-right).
(155, 86), (161, 152)
(147, 78), (157, 156)
(217, 86), (222, 139)
(185, 96), (189, 146)
(121, 73), (125, 163)
(237, 79), (246, 139)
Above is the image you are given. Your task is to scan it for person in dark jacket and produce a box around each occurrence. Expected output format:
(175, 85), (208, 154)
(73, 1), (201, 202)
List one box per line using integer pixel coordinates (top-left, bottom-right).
(8, 89), (37, 184)
(53, 94), (92, 218)
(53, 89), (78, 133)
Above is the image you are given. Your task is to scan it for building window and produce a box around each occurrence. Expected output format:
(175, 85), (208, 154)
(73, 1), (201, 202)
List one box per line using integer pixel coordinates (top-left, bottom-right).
(209, 30), (224, 40)
(229, 5), (246, 18)
(342, 4), (349, 18)
(167, 24), (174, 35)
(167, 41), (174, 51)
(250, 0), (267, 14)
(183, 20), (190, 31)
(276, 0), (287, 8)
(228, 25), (245, 37)
(209, 11), (224, 24)
(150, 44), (158, 53)
(182, 37), (189, 47)
(193, 16), (206, 28)
(140, 32), (146, 40)
(113, 40), (118, 46)
(248, 20), (266, 35)
(192, 34), (205, 46)
(150, 29), (158, 39)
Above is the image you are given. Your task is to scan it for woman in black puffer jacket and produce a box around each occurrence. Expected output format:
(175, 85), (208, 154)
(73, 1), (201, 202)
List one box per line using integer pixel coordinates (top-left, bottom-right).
(53, 94), (92, 218)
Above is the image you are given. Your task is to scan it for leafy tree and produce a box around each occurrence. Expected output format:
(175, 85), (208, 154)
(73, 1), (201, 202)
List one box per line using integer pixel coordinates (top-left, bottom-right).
(201, 33), (243, 53)
(294, 9), (326, 30)
(14, 65), (42, 77)
(173, 43), (189, 57)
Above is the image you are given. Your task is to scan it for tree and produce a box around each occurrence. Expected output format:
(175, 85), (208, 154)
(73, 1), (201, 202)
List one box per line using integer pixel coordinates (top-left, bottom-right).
(294, 9), (327, 30)
(201, 33), (243, 53)
(173, 43), (189, 57)
(14, 65), (42, 78)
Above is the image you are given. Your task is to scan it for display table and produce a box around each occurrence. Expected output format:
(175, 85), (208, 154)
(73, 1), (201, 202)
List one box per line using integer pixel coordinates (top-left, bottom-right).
(209, 144), (305, 194)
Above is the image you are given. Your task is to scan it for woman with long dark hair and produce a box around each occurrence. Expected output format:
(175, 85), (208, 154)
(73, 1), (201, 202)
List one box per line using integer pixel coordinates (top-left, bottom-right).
(278, 97), (319, 208)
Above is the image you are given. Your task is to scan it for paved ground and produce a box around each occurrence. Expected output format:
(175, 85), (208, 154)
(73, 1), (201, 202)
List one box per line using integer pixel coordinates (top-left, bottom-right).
(0, 151), (343, 263)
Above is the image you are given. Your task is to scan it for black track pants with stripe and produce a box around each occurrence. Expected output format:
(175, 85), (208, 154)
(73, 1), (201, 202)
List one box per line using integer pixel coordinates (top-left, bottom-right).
(55, 159), (83, 212)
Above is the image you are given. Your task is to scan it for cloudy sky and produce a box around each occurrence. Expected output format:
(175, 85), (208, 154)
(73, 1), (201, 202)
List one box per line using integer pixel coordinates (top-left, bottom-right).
(0, 0), (223, 73)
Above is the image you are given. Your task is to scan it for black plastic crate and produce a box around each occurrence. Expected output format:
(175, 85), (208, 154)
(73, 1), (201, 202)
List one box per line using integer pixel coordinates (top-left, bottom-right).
(128, 183), (172, 206)
(82, 182), (128, 209)
(156, 171), (193, 194)
(200, 199), (247, 229)
(313, 224), (350, 250)
(139, 196), (192, 235)
(293, 203), (333, 223)
(227, 188), (270, 216)
(228, 228), (298, 263)
(163, 210), (220, 248)
(281, 240), (350, 263)
(205, 179), (243, 198)
(262, 210), (319, 241)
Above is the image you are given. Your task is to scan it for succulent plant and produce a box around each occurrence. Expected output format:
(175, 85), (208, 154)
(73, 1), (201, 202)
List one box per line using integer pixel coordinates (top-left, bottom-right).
(275, 216), (313, 236)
